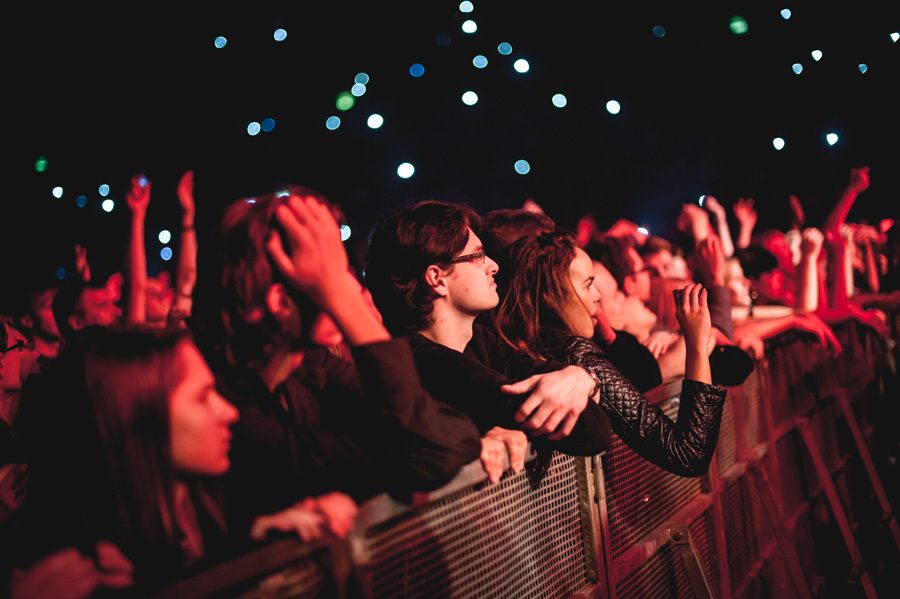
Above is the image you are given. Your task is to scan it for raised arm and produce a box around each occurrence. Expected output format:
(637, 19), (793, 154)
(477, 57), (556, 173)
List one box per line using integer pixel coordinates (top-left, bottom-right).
(267, 194), (390, 346)
(733, 197), (757, 250)
(171, 170), (197, 320)
(124, 174), (150, 325)
(824, 166), (869, 235)
(703, 196), (735, 258)
(796, 228), (824, 313)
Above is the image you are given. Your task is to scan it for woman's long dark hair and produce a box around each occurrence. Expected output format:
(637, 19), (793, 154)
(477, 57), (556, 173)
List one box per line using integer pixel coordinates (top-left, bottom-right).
(21, 326), (190, 576)
(493, 231), (579, 359)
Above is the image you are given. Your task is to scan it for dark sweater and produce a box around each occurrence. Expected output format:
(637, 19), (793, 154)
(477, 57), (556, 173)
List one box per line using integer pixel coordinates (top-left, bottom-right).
(212, 338), (482, 531)
(407, 324), (611, 456)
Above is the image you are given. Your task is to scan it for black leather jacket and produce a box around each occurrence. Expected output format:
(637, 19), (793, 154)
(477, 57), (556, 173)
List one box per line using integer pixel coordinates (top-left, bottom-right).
(542, 328), (727, 477)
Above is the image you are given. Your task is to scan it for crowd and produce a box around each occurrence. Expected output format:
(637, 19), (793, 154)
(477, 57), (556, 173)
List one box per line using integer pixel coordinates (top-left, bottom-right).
(1, 164), (896, 597)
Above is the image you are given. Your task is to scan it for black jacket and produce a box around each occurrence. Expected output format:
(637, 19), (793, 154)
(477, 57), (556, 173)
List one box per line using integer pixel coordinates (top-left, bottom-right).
(212, 338), (482, 531)
(543, 328), (727, 477)
(408, 324), (611, 456)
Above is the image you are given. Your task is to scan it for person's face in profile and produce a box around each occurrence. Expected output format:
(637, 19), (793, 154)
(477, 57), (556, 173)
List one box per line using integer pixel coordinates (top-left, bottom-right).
(79, 287), (122, 328)
(441, 227), (501, 316)
(563, 248), (601, 338)
(169, 341), (239, 476)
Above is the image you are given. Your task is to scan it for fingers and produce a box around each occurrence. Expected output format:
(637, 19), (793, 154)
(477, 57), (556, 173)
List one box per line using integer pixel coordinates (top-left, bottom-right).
(547, 412), (579, 441)
(503, 374), (542, 416)
(275, 203), (314, 251)
(520, 402), (554, 434)
(480, 437), (504, 484)
(265, 233), (294, 277)
(95, 542), (134, 589)
(316, 493), (358, 538)
(503, 431), (527, 474)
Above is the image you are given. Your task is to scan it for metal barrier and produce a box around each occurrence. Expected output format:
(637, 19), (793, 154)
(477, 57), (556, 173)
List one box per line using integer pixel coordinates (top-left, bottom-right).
(161, 300), (900, 598)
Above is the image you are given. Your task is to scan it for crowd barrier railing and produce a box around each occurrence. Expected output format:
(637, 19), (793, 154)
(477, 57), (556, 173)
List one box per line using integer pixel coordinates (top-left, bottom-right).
(159, 299), (900, 598)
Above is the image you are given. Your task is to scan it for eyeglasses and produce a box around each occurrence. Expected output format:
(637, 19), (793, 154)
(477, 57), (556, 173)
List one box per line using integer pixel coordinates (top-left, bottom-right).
(448, 248), (487, 265)
(0, 340), (25, 354)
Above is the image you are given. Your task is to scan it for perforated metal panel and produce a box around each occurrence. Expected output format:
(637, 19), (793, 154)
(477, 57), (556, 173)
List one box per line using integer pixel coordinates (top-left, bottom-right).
(688, 508), (717, 595)
(723, 477), (759, 593)
(717, 393), (738, 475)
(615, 542), (694, 599)
(775, 431), (807, 516)
(602, 398), (703, 558)
(358, 452), (593, 598)
(739, 369), (762, 452)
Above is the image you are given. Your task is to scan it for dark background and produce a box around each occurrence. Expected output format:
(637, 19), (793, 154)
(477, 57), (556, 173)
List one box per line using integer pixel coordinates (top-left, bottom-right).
(6, 1), (899, 281)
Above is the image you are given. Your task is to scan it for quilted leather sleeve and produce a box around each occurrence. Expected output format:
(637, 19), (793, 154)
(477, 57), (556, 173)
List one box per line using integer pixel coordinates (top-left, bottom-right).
(561, 335), (727, 477)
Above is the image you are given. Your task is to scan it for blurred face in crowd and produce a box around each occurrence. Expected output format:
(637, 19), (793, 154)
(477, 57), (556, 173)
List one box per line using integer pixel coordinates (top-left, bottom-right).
(753, 268), (795, 307)
(669, 254), (692, 281)
(145, 274), (175, 324)
(622, 247), (652, 302)
(725, 258), (752, 307)
(442, 227), (500, 317)
(644, 249), (675, 279)
(592, 261), (624, 328)
(760, 231), (795, 274)
(563, 248), (602, 338)
(169, 341), (239, 476)
(77, 286), (122, 329)
(20, 287), (63, 359)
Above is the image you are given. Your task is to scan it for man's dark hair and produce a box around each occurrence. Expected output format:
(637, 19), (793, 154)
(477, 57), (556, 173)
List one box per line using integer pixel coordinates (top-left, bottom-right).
(735, 246), (779, 279)
(584, 236), (632, 290)
(365, 200), (479, 336)
(480, 209), (556, 264)
(638, 235), (674, 260)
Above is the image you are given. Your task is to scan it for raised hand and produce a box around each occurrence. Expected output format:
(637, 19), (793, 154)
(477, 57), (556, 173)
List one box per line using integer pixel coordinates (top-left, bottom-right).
(678, 204), (711, 241)
(674, 283), (711, 355)
(575, 214), (598, 247)
(703, 195), (726, 219)
(848, 166), (870, 193)
(266, 194), (351, 308)
(125, 174), (151, 216)
(799, 228), (824, 261)
(695, 234), (726, 286)
(74, 244), (91, 283)
(789, 195), (806, 229)
(733, 197), (757, 229)
(480, 427), (528, 484)
(606, 218), (648, 245)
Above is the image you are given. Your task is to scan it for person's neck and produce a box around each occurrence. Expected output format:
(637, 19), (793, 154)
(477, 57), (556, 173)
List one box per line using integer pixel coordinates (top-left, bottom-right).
(257, 347), (305, 392)
(420, 306), (476, 353)
(0, 391), (20, 426)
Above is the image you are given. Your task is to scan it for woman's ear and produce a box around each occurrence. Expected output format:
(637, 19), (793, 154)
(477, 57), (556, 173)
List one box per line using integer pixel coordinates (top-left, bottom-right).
(423, 265), (448, 297)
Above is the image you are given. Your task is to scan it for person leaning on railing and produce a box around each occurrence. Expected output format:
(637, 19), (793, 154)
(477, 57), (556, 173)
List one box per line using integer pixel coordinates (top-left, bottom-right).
(493, 231), (727, 477)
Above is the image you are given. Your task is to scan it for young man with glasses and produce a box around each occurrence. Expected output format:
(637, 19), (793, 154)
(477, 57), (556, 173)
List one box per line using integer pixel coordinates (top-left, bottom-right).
(365, 200), (610, 457)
